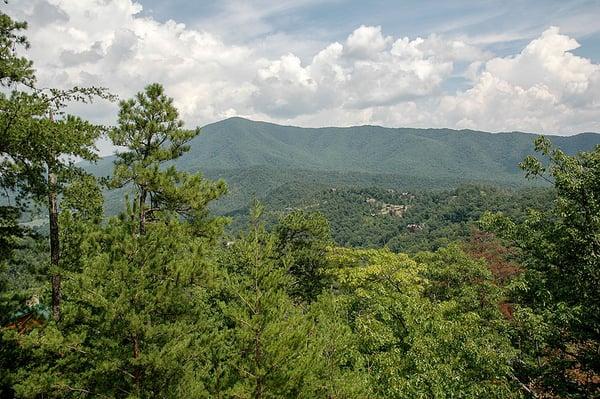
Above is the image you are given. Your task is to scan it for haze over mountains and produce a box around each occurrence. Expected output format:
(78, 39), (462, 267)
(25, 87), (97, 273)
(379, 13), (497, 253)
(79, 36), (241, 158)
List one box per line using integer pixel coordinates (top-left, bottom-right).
(88, 117), (600, 214)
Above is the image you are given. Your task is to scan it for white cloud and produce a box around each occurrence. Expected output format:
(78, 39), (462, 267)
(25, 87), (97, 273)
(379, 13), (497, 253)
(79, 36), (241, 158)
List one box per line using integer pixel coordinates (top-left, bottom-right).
(252, 27), (468, 115)
(436, 27), (600, 133)
(5, 1), (600, 139)
(344, 25), (392, 59)
(486, 27), (596, 95)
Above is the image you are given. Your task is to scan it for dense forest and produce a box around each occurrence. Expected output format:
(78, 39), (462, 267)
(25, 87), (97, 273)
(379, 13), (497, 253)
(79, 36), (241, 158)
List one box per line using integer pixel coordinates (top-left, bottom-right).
(225, 184), (556, 253)
(1, 10), (599, 399)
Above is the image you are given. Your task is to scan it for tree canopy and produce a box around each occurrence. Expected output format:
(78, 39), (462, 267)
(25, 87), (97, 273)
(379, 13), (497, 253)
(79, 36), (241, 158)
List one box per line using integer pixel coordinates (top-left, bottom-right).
(1, 9), (598, 399)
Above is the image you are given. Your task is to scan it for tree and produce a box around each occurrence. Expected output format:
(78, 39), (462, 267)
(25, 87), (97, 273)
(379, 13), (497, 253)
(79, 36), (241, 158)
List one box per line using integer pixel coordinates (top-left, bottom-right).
(13, 84), (228, 398)
(416, 244), (505, 320)
(0, 9), (112, 321)
(0, 8), (34, 192)
(0, 8), (35, 271)
(482, 136), (600, 397)
(58, 174), (104, 275)
(328, 246), (518, 398)
(218, 203), (367, 398)
(219, 203), (314, 398)
(14, 217), (226, 398)
(275, 210), (332, 302)
(108, 83), (225, 235)
(0, 11), (100, 395)
(0, 10), (34, 87)
(24, 109), (105, 322)
(0, 205), (30, 399)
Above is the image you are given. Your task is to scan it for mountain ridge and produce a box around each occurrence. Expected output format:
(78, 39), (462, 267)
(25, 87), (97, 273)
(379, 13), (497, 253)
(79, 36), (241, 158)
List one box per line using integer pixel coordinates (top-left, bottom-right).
(173, 117), (600, 178)
(206, 116), (599, 138)
(88, 117), (600, 181)
(85, 117), (600, 214)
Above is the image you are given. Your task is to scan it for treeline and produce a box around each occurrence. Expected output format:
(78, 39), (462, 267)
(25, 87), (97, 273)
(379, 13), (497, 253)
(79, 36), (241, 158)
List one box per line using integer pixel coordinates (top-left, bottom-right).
(1, 10), (599, 398)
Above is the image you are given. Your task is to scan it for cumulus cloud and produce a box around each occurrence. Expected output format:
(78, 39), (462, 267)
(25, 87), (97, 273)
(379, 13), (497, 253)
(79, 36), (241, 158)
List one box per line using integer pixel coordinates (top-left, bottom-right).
(251, 26), (480, 115)
(437, 27), (600, 133)
(5, 0), (600, 137)
(344, 25), (392, 59)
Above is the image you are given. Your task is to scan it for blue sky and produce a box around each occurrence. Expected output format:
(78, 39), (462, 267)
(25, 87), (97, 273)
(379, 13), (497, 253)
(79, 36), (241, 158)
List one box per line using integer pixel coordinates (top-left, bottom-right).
(5, 0), (600, 150)
(137, 0), (600, 60)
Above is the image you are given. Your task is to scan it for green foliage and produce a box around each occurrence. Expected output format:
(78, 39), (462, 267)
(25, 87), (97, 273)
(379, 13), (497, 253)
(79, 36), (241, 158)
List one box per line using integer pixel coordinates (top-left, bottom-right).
(328, 246), (519, 398)
(0, 206), (28, 398)
(59, 174), (104, 274)
(142, 117), (600, 183)
(0, 205), (25, 262)
(0, 86), (110, 204)
(84, 117), (600, 218)
(275, 210), (332, 302)
(0, 208), (45, 399)
(12, 83), (229, 395)
(0, 5), (113, 323)
(0, 13), (44, 397)
(1, 10), (597, 398)
(234, 184), (554, 253)
(108, 83), (226, 234)
(217, 204), (367, 398)
(13, 218), (223, 398)
(482, 137), (600, 397)
(220, 205), (314, 397)
(0, 10), (34, 87)
(61, 174), (104, 224)
(416, 245), (504, 319)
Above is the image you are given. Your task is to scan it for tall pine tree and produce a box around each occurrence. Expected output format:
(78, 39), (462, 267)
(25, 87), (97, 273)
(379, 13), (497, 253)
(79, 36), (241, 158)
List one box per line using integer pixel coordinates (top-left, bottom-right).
(217, 203), (368, 398)
(14, 84), (227, 398)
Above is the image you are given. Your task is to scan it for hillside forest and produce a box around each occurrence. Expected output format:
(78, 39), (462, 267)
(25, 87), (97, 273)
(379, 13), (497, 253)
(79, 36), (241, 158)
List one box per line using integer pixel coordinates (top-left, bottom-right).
(1, 10), (600, 399)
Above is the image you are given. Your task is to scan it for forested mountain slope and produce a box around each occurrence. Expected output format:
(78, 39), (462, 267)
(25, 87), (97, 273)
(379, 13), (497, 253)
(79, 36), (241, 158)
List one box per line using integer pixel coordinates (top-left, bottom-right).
(90, 117), (600, 182)
(86, 117), (600, 215)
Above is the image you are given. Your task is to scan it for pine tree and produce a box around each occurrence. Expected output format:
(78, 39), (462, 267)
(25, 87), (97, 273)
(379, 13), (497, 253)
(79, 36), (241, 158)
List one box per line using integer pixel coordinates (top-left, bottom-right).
(14, 217), (227, 398)
(218, 203), (367, 398)
(0, 10), (34, 87)
(275, 210), (332, 302)
(0, 9), (112, 320)
(108, 83), (226, 235)
(0, 205), (32, 399)
(13, 84), (228, 398)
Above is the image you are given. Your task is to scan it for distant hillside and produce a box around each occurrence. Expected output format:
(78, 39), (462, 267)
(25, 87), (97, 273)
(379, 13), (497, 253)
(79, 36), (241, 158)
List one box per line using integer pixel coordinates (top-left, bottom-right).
(224, 183), (556, 253)
(86, 117), (600, 214)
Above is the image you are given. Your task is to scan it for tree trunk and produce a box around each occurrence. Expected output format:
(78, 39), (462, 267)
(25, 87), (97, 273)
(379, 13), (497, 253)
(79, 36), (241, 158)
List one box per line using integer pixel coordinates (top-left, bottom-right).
(139, 188), (147, 235)
(254, 329), (263, 399)
(48, 167), (61, 321)
(132, 333), (142, 392)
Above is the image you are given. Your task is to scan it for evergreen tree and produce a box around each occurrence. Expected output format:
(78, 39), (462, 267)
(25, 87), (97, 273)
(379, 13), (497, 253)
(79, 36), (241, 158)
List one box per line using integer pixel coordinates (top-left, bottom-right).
(275, 210), (332, 302)
(13, 84), (227, 398)
(10, 107), (106, 321)
(219, 203), (312, 398)
(14, 218), (225, 398)
(108, 83), (225, 235)
(58, 174), (105, 275)
(0, 8), (112, 320)
(218, 203), (367, 398)
(0, 205), (32, 399)
(0, 10), (33, 87)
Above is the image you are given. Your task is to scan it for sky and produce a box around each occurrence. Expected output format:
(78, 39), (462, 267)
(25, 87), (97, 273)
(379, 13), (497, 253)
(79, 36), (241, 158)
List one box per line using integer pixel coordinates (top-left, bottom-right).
(4, 0), (600, 154)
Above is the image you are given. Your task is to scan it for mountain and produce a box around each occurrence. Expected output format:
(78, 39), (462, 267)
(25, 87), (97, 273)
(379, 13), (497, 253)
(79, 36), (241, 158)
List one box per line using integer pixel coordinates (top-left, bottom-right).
(87, 117), (600, 214)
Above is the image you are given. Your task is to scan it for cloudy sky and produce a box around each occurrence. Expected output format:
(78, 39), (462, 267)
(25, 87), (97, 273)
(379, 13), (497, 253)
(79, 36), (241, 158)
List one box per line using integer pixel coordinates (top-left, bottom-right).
(5, 0), (600, 152)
